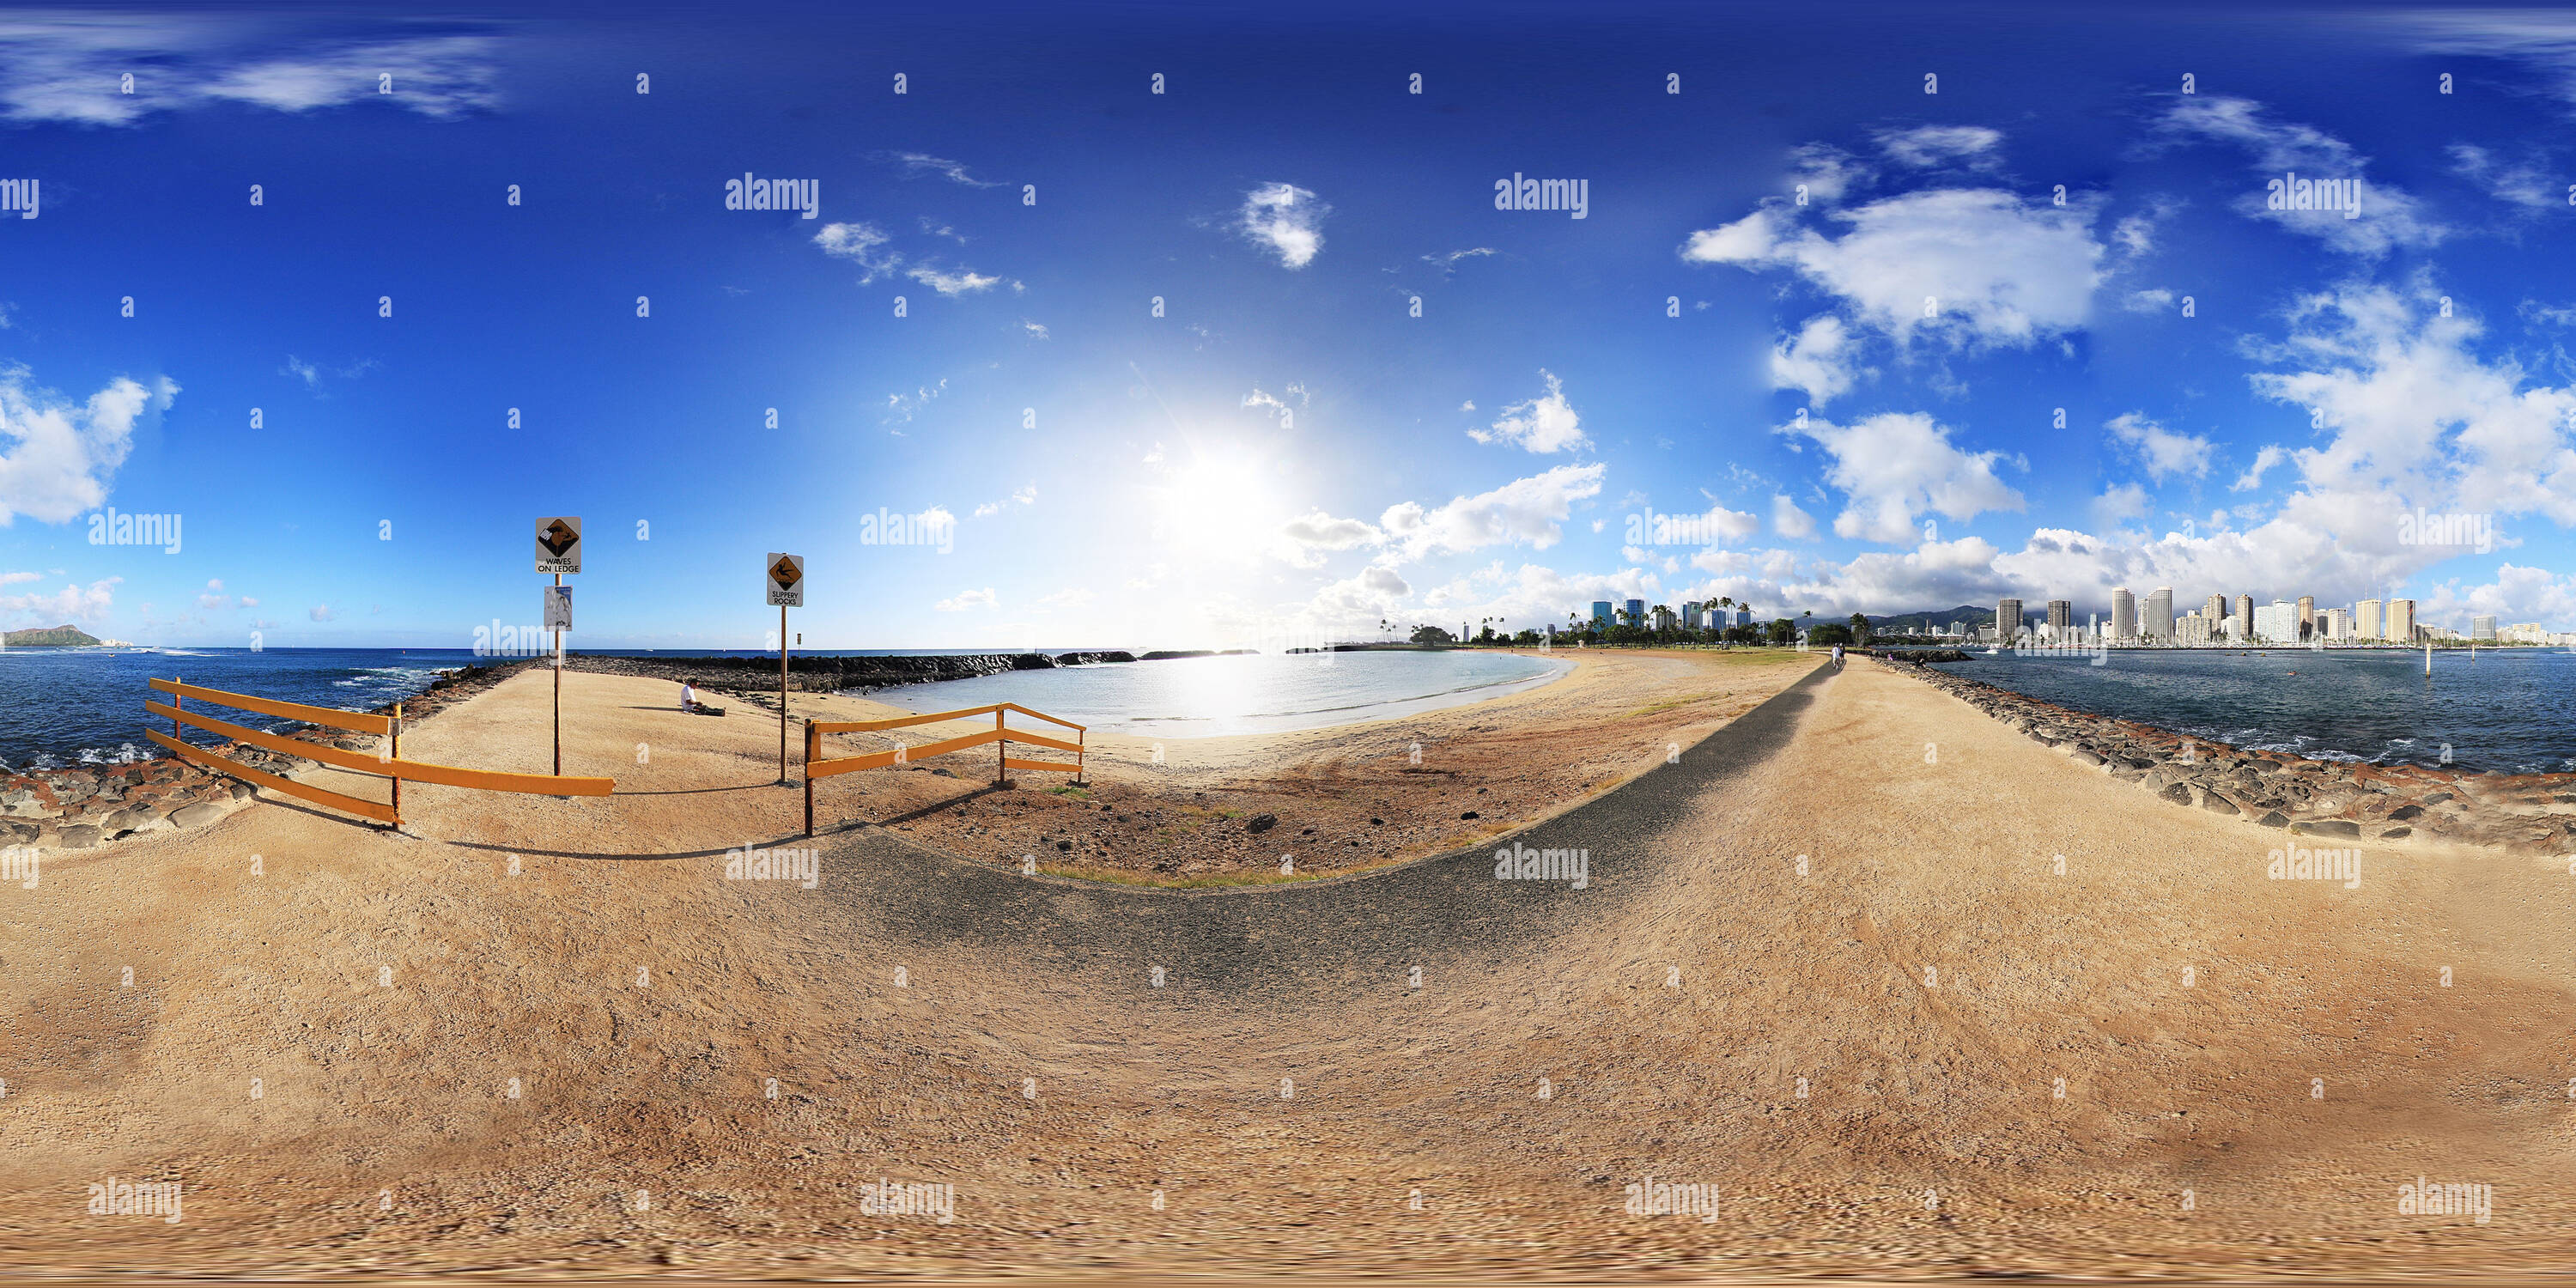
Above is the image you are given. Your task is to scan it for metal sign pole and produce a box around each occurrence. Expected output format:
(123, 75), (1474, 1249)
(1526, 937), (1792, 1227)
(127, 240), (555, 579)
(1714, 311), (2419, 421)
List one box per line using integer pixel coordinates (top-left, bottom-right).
(778, 602), (789, 787)
(553, 572), (563, 776)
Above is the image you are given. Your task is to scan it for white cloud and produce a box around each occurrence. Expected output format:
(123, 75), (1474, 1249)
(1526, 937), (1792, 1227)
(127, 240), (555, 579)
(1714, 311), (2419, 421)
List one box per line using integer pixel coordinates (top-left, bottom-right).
(908, 264), (1003, 296)
(2447, 143), (2559, 211)
(1470, 371), (1589, 453)
(1422, 247), (1495, 274)
(883, 152), (999, 186)
(0, 574), (116, 626)
(1685, 187), (2104, 348)
(2093, 482), (2151, 529)
(0, 366), (175, 526)
(1022, 319), (1049, 339)
(1874, 125), (2002, 168)
(2245, 281), (2576, 526)
(815, 222), (897, 282)
(1786, 143), (1871, 204)
(308, 605), (334, 622)
(2105, 411), (2214, 483)
(933, 588), (997, 611)
(1783, 411), (2025, 544)
(1378, 463), (1606, 561)
(1771, 494), (1817, 539)
(0, 21), (501, 125)
(2154, 96), (2446, 257)
(974, 483), (1038, 518)
(1277, 510), (1382, 568)
(2231, 444), (2287, 492)
(2122, 288), (2175, 314)
(1308, 564), (1412, 619)
(1771, 314), (1866, 404)
(1238, 182), (1327, 269)
(1036, 587), (1092, 611)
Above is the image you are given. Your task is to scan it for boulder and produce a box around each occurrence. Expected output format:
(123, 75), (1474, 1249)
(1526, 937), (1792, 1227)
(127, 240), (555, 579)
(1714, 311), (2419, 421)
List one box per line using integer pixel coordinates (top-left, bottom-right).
(169, 802), (226, 829)
(57, 824), (99, 849)
(1245, 813), (1278, 834)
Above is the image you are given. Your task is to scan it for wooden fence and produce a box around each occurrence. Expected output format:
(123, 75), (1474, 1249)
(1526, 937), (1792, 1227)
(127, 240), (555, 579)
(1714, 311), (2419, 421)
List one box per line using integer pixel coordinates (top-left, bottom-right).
(803, 702), (1084, 835)
(144, 677), (612, 827)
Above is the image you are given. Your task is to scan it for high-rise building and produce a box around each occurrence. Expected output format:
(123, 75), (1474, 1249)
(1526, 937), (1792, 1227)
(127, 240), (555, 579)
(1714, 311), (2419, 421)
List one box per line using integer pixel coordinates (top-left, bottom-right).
(1653, 605), (1675, 632)
(2111, 588), (2136, 642)
(1995, 597), (2023, 645)
(2388, 598), (2416, 641)
(1592, 600), (1613, 629)
(2204, 593), (2227, 626)
(1735, 606), (1753, 629)
(2325, 607), (2348, 641)
(2473, 614), (2498, 641)
(2357, 598), (2383, 641)
(2297, 595), (2316, 640)
(2046, 599), (2071, 641)
(1624, 598), (1645, 628)
(2234, 594), (2254, 641)
(1681, 601), (1701, 629)
(2179, 611), (2214, 646)
(2251, 599), (2298, 642)
(2145, 587), (2174, 642)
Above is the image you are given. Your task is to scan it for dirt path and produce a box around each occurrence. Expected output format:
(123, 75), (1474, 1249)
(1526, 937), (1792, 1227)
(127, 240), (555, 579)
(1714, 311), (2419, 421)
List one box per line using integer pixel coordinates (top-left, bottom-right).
(2, 658), (2568, 1279)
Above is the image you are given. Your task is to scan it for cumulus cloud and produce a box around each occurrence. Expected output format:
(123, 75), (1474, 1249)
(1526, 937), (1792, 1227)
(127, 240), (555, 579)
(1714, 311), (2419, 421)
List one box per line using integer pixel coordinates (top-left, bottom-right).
(1771, 314), (1867, 404)
(933, 587), (997, 611)
(1685, 187), (2104, 348)
(1238, 182), (1327, 269)
(0, 366), (176, 526)
(1, 574), (117, 626)
(2105, 411), (2215, 482)
(1378, 463), (1605, 560)
(1771, 494), (1817, 539)
(1782, 411), (2025, 544)
(1276, 510), (1382, 568)
(2230, 444), (2287, 492)
(1469, 371), (1589, 453)
(308, 605), (334, 622)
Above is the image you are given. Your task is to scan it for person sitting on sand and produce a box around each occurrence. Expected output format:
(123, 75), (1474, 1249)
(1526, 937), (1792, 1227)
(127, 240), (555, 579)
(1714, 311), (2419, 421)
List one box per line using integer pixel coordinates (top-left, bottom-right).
(680, 678), (724, 715)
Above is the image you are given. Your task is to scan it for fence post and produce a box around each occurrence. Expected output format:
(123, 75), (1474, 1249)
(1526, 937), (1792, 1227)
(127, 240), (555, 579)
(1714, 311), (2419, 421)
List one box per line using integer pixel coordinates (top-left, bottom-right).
(172, 677), (182, 744)
(391, 701), (403, 826)
(1077, 729), (1085, 786)
(995, 708), (1006, 786)
(804, 723), (817, 837)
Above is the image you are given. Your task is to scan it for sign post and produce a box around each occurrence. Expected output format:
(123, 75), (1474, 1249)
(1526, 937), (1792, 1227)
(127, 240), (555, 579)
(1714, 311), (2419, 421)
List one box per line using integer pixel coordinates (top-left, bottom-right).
(537, 517), (582, 775)
(766, 552), (805, 787)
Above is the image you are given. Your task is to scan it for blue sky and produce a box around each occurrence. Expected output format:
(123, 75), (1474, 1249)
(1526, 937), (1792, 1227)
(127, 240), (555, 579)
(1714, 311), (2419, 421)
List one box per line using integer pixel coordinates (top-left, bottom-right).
(5, 1), (2576, 648)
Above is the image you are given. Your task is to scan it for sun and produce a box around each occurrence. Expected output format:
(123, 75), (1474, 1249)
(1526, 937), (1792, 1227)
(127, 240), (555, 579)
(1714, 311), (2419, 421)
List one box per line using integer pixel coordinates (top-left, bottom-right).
(1160, 451), (1273, 556)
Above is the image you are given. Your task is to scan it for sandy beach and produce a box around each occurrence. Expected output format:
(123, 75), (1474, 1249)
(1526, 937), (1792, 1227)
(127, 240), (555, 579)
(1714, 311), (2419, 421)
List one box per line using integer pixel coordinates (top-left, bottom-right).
(3, 653), (2571, 1279)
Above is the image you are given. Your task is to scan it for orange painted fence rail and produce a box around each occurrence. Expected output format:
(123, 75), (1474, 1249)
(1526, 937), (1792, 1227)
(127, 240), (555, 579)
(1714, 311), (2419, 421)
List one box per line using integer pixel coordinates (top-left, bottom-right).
(145, 677), (613, 828)
(804, 702), (1084, 835)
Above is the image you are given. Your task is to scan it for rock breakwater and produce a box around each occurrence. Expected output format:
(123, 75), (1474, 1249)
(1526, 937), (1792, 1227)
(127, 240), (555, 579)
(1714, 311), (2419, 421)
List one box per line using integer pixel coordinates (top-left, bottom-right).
(1884, 658), (2576, 852)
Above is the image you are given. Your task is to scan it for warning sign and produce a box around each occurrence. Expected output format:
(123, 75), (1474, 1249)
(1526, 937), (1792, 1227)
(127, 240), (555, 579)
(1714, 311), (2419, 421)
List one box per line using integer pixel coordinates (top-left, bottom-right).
(535, 516), (582, 574)
(766, 552), (805, 607)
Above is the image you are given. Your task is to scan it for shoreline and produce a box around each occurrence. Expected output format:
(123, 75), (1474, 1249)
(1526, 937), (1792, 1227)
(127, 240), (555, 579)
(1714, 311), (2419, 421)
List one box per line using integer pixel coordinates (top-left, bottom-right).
(0, 659), (535, 854)
(1880, 655), (2576, 851)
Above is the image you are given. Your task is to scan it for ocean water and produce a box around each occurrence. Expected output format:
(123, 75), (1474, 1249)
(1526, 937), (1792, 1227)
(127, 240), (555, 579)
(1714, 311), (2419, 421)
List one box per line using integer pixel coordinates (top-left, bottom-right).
(0, 647), (477, 772)
(1934, 647), (2576, 775)
(872, 649), (1576, 738)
